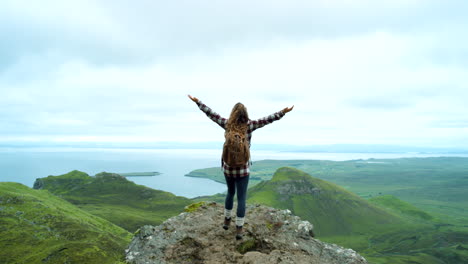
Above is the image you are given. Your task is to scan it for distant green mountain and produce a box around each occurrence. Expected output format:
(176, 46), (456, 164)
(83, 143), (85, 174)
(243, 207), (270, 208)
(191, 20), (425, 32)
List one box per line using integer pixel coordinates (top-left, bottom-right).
(247, 167), (404, 236)
(0, 182), (131, 264)
(187, 157), (468, 224)
(33, 170), (192, 232)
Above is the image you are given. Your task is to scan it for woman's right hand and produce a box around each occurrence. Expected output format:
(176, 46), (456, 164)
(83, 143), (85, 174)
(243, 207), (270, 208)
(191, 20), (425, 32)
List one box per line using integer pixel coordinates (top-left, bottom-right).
(283, 105), (294, 114)
(188, 95), (199, 103)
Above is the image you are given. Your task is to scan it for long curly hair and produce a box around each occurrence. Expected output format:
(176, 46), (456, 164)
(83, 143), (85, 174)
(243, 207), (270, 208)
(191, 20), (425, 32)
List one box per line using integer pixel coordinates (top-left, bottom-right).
(226, 103), (249, 131)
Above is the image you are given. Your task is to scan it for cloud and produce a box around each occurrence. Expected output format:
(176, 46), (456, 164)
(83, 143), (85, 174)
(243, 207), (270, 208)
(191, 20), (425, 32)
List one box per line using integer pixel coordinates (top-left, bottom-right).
(0, 0), (145, 69)
(429, 116), (468, 128)
(1, 0), (468, 147)
(349, 96), (411, 110)
(2, 0), (467, 67)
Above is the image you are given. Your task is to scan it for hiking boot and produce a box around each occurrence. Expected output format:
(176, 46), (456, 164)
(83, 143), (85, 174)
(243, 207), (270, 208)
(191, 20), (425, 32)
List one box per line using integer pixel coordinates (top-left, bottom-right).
(236, 225), (243, 240)
(223, 217), (231, 230)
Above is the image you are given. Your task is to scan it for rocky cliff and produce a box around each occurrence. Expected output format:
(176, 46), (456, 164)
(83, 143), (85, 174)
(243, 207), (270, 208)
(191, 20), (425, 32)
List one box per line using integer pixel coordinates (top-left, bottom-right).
(126, 202), (367, 264)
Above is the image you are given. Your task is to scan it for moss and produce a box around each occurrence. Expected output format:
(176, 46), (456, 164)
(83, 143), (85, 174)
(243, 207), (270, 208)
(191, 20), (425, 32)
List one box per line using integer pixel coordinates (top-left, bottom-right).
(265, 220), (283, 231)
(236, 239), (257, 254)
(184, 201), (206, 213)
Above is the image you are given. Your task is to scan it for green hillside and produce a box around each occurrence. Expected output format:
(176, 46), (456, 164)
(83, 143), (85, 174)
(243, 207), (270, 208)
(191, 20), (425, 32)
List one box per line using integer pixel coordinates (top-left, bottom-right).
(369, 195), (433, 220)
(33, 170), (191, 232)
(0, 182), (131, 264)
(186, 157), (468, 224)
(245, 167), (468, 264)
(248, 167), (405, 236)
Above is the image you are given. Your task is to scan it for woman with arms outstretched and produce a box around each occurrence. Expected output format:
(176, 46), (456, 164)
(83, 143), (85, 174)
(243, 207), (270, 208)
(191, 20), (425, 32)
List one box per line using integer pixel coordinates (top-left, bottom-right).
(188, 95), (293, 239)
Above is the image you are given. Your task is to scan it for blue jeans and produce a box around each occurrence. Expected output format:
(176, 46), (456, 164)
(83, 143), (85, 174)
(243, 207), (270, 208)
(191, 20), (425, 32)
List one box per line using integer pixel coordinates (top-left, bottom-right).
(224, 175), (250, 218)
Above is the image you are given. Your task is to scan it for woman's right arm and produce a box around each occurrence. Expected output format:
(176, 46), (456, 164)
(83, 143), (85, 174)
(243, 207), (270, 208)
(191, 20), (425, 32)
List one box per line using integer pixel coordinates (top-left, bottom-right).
(188, 95), (227, 129)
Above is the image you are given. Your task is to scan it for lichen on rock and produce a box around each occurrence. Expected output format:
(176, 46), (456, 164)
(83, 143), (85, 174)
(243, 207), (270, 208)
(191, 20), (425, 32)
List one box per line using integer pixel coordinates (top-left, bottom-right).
(184, 201), (207, 213)
(126, 202), (367, 264)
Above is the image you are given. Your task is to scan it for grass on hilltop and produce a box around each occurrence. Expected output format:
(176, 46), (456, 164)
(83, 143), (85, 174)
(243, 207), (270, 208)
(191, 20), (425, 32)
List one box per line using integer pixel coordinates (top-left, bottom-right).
(0, 182), (132, 264)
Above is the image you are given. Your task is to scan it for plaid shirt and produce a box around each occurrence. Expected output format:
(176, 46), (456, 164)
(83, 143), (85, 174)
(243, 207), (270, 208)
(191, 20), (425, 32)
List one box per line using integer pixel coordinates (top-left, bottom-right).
(197, 101), (285, 177)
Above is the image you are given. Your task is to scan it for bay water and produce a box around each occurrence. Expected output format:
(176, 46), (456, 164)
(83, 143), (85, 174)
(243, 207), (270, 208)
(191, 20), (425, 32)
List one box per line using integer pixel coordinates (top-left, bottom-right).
(1, 147), (467, 198)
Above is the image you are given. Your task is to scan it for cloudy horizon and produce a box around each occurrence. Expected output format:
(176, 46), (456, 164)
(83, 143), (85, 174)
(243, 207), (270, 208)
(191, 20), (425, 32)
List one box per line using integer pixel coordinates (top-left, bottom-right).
(1, 0), (468, 148)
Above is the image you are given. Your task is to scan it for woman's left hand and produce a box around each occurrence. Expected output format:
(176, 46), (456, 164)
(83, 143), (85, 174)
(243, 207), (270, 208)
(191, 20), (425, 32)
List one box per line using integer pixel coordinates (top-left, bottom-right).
(188, 95), (199, 103)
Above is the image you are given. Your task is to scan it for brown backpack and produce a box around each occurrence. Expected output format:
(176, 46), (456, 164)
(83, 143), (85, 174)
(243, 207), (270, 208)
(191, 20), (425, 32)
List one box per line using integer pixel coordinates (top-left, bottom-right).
(222, 125), (250, 167)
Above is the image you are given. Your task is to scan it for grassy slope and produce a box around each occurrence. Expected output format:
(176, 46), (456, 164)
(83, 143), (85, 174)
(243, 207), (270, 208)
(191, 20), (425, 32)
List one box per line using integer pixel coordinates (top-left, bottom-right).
(0, 182), (132, 264)
(369, 195), (433, 220)
(35, 170), (192, 232)
(247, 167), (406, 237)
(364, 195), (468, 264)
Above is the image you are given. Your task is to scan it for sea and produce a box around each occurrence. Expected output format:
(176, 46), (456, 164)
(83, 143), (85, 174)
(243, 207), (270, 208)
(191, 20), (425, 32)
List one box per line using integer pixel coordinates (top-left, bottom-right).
(1, 147), (467, 198)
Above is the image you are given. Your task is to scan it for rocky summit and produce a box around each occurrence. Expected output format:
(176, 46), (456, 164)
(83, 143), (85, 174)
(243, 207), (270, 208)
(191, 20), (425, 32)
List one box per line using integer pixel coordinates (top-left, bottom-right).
(126, 202), (367, 264)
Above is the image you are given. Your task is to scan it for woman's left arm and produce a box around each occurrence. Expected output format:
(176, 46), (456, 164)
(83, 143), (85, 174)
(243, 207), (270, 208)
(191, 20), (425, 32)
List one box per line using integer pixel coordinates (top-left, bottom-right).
(249, 105), (294, 131)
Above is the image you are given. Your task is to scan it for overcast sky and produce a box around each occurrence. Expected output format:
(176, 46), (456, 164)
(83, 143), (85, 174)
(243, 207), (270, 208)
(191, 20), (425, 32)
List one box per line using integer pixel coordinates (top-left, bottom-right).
(1, 0), (467, 148)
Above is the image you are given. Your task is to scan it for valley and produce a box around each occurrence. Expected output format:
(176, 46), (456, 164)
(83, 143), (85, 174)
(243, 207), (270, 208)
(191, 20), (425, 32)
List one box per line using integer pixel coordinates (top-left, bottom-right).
(1, 157), (467, 263)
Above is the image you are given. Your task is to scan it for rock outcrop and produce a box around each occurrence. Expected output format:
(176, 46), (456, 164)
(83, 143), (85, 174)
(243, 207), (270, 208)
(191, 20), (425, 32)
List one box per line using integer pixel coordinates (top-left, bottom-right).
(126, 202), (367, 264)
(275, 179), (322, 200)
(94, 172), (126, 179)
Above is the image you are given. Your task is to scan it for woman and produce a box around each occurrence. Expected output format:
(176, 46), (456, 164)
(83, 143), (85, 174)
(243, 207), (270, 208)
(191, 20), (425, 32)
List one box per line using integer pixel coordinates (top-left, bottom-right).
(188, 95), (294, 239)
